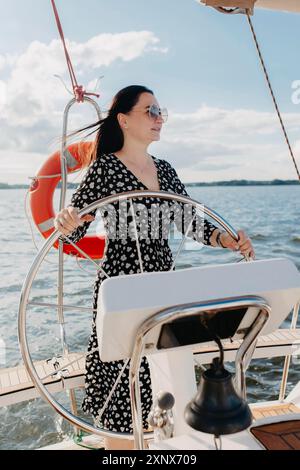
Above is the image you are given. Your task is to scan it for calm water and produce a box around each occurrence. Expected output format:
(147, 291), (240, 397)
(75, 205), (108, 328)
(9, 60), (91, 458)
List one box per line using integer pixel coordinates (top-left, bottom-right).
(0, 186), (300, 449)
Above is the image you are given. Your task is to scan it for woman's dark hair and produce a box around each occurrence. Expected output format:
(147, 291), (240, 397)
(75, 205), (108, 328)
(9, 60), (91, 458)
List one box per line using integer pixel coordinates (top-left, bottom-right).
(75, 85), (153, 167)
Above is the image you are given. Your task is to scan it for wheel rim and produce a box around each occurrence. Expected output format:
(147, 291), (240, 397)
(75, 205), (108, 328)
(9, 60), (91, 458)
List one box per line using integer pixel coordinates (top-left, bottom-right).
(18, 189), (246, 440)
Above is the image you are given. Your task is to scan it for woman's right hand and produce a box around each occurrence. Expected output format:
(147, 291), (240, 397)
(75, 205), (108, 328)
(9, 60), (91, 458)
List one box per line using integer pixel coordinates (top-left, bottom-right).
(54, 206), (95, 236)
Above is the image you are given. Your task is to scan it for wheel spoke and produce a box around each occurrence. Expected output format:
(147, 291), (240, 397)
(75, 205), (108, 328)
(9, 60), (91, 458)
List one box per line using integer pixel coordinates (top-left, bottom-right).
(28, 301), (96, 313)
(130, 199), (144, 273)
(170, 211), (197, 271)
(94, 358), (130, 427)
(64, 235), (109, 278)
(19, 189), (243, 438)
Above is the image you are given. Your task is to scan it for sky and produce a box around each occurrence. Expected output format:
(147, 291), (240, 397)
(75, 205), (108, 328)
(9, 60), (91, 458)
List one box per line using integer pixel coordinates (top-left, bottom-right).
(1, 0), (300, 183)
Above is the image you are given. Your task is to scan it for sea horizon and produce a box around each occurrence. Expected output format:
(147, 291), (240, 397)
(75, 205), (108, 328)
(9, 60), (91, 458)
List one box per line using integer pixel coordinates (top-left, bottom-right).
(1, 179), (299, 190)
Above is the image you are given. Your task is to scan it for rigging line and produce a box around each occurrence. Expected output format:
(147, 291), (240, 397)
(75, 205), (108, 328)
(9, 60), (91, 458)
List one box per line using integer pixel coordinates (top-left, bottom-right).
(50, 0), (77, 90)
(246, 11), (300, 182)
(24, 189), (70, 264)
(24, 189), (58, 264)
(24, 189), (42, 253)
(50, 0), (99, 102)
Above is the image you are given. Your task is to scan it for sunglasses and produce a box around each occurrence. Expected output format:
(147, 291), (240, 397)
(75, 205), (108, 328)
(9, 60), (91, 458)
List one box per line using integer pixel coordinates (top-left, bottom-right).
(146, 104), (168, 123)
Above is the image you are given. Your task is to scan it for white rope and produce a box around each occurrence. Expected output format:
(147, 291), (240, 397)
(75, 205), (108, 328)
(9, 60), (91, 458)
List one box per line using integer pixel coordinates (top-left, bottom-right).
(29, 174), (62, 180)
(75, 255), (95, 274)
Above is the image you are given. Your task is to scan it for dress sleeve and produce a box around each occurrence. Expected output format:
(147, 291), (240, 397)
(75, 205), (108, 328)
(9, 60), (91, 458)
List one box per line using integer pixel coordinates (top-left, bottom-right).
(164, 161), (218, 246)
(61, 159), (106, 245)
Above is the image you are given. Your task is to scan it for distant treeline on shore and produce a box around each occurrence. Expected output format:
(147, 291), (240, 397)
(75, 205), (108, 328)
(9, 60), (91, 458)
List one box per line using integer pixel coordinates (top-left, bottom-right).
(1, 179), (299, 189)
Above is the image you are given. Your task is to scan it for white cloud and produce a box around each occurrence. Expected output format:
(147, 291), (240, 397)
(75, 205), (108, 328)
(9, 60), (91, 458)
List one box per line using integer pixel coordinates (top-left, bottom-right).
(0, 31), (167, 129)
(0, 149), (45, 184)
(71, 31), (168, 67)
(150, 105), (300, 182)
(3, 104), (300, 184)
(1, 31), (300, 184)
(0, 30), (168, 183)
(0, 55), (5, 71)
(0, 81), (6, 109)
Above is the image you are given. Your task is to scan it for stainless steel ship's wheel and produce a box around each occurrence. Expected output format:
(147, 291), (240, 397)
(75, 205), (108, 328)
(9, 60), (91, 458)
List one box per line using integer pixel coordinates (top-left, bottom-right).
(18, 190), (251, 442)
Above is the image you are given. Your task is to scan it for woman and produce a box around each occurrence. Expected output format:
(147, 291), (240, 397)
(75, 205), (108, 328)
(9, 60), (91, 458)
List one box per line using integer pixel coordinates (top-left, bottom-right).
(54, 85), (255, 449)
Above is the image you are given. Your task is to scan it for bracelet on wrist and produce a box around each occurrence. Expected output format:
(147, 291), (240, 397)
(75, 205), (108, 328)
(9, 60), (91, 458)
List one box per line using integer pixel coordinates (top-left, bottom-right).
(216, 231), (226, 248)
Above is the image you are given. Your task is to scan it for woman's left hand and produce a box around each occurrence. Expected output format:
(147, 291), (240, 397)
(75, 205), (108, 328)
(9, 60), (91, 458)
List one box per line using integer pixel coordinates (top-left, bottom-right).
(220, 230), (255, 259)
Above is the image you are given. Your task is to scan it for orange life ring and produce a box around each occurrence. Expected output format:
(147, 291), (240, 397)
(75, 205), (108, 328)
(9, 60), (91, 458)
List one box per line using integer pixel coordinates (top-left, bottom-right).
(30, 142), (106, 259)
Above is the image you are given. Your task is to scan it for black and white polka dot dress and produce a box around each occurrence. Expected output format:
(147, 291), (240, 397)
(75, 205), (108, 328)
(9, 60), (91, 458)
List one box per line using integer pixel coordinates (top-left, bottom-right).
(65, 153), (218, 432)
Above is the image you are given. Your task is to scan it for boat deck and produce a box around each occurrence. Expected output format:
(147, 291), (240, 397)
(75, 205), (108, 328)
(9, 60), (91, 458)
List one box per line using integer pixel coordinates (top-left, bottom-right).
(0, 353), (85, 406)
(251, 402), (300, 420)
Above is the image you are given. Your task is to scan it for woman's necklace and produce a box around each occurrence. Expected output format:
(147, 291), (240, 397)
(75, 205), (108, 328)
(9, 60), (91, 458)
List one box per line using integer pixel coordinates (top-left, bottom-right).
(122, 154), (151, 174)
